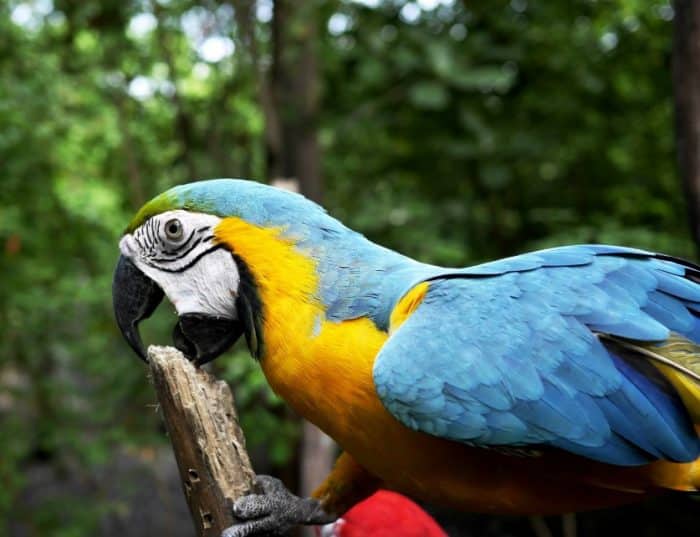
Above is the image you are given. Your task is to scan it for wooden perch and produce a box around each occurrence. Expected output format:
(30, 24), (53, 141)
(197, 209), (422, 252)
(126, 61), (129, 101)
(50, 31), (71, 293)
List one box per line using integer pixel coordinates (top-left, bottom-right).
(148, 345), (256, 537)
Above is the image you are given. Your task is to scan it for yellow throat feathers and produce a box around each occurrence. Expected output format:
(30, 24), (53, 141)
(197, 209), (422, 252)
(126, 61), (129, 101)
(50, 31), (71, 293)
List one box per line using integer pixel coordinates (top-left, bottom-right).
(213, 217), (389, 427)
(214, 216), (320, 355)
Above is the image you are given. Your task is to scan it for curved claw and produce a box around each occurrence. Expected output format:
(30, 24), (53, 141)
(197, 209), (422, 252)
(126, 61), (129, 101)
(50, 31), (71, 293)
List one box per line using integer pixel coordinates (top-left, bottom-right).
(222, 476), (336, 537)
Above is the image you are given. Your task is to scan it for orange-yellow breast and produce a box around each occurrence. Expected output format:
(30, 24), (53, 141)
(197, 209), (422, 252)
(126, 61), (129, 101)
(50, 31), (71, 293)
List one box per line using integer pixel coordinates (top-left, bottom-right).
(215, 217), (700, 514)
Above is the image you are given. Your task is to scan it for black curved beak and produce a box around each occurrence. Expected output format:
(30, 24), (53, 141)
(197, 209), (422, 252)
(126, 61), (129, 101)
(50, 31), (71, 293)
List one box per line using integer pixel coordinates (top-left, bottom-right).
(112, 255), (164, 361)
(113, 254), (244, 365)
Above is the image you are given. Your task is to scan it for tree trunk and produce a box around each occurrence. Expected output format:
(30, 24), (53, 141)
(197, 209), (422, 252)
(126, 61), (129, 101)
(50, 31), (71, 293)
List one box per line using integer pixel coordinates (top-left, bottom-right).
(152, 3), (197, 180)
(268, 4), (333, 530)
(232, 0), (335, 524)
(673, 0), (700, 251)
(269, 0), (323, 202)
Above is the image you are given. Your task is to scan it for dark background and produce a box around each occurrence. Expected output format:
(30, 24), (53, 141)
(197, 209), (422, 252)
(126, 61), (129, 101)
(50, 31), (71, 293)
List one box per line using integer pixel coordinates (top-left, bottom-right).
(2, 0), (699, 535)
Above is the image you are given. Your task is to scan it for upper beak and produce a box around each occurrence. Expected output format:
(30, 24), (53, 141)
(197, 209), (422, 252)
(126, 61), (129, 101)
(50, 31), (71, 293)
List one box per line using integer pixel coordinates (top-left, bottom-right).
(112, 255), (164, 361)
(112, 254), (245, 365)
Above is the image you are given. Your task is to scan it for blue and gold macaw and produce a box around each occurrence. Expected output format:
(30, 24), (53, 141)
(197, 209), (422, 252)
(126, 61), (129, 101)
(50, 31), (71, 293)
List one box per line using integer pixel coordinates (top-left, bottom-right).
(113, 179), (700, 536)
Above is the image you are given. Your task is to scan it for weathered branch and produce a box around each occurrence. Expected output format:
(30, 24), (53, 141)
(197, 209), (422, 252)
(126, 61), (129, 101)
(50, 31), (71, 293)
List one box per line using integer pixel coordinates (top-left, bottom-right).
(148, 345), (256, 537)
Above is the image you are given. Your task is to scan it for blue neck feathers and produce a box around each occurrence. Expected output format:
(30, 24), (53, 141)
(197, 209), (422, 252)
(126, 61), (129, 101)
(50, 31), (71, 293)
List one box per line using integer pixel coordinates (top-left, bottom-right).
(170, 179), (444, 330)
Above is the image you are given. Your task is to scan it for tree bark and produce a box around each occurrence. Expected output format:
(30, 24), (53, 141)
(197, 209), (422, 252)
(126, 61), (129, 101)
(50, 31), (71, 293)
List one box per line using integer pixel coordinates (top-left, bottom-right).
(267, 2), (332, 516)
(299, 421), (335, 497)
(248, 3), (334, 530)
(673, 0), (700, 250)
(148, 345), (255, 537)
(232, 0), (283, 179)
(113, 91), (145, 208)
(152, 3), (197, 179)
(269, 0), (323, 202)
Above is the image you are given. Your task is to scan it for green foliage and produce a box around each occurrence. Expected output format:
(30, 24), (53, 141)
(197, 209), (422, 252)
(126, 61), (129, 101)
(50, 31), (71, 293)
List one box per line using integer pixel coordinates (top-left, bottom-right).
(0, 1), (263, 532)
(322, 0), (690, 265)
(0, 0), (690, 534)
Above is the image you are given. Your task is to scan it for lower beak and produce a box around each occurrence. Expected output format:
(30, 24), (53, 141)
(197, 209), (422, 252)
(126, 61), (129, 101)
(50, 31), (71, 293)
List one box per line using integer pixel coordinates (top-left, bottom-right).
(113, 254), (244, 364)
(172, 313), (244, 365)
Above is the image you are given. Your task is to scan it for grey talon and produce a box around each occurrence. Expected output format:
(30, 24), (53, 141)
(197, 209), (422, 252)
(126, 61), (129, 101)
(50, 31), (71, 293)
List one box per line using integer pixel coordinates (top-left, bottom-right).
(221, 474), (336, 537)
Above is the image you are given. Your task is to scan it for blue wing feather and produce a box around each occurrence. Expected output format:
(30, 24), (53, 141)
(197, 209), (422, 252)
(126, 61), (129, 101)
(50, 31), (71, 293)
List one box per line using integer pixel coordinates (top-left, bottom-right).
(373, 245), (700, 466)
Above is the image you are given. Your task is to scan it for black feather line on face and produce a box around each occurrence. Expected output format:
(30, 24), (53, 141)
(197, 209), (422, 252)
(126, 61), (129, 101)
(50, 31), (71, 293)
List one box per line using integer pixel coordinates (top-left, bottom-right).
(160, 228), (197, 256)
(143, 244), (222, 273)
(155, 234), (201, 262)
(145, 218), (158, 250)
(233, 253), (265, 360)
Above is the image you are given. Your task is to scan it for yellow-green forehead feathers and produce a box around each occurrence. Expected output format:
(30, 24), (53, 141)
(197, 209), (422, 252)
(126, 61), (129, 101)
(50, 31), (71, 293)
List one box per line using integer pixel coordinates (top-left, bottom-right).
(125, 190), (181, 233)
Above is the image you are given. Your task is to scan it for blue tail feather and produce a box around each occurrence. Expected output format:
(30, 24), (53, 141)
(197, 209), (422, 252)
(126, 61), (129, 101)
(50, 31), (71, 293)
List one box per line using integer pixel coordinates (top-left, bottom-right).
(606, 350), (700, 462)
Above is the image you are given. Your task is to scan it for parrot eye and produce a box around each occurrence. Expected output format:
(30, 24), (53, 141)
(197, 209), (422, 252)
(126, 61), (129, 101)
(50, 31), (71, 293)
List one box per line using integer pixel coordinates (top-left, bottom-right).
(164, 218), (184, 242)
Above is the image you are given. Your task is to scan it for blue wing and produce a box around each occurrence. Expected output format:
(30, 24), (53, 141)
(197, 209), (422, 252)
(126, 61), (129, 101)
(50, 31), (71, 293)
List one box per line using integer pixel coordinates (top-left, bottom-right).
(373, 245), (700, 465)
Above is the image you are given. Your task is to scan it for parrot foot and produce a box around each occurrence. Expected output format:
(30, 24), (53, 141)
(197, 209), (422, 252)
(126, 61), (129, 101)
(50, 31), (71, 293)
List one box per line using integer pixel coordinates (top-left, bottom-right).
(222, 475), (336, 537)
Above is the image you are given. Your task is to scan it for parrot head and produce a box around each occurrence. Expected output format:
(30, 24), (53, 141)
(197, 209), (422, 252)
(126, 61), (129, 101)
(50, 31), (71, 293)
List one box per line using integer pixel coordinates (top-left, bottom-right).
(112, 178), (321, 365)
(113, 209), (243, 365)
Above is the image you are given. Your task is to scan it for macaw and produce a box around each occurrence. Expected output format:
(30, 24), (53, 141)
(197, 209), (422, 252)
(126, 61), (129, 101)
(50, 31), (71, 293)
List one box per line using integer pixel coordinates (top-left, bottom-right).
(113, 179), (700, 537)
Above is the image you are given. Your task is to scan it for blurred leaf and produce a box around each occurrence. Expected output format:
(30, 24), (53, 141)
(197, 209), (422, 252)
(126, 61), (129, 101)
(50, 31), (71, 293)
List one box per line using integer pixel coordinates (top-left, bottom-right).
(409, 80), (449, 109)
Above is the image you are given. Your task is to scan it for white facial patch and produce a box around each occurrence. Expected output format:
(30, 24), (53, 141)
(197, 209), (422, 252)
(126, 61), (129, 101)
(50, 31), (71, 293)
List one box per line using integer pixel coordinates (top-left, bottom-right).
(120, 210), (240, 319)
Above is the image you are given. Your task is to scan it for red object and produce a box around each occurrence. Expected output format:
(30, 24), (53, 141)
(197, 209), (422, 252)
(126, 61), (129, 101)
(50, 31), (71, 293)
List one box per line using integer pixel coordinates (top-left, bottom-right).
(316, 490), (447, 537)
